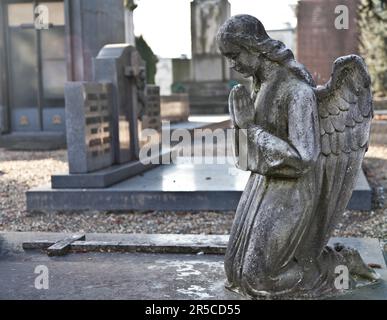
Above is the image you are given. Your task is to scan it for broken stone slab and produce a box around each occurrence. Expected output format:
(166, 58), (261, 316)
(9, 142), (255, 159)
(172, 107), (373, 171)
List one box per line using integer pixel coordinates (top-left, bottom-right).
(21, 234), (229, 256)
(17, 232), (387, 269)
(46, 234), (86, 256)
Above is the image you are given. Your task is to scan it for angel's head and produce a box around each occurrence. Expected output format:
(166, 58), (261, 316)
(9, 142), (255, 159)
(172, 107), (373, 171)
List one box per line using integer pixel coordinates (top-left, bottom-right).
(217, 15), (315, 86)
(217, 15), (269, 78)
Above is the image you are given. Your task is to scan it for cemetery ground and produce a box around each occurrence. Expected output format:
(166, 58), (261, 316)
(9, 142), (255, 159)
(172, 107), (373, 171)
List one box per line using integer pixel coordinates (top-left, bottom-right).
(0, 128), (386, 238)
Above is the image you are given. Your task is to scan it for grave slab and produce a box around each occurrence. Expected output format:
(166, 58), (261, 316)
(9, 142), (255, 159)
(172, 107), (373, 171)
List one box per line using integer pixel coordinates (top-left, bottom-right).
(0, 232), (386, 300)
(27, 158), (372, 212)
(49, 118), (229, 189)
(51, 149), (172, 189)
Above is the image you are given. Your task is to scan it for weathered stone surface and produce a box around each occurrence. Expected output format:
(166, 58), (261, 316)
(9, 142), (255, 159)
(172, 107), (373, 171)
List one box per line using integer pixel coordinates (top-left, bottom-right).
(20, 233), (387, 269)
(65, 82), (114, 174)
(1, 232), (386, 300)
(191, 0), (230, 57)
(46, 234), (86, 256)
(217, 14), (375, 298)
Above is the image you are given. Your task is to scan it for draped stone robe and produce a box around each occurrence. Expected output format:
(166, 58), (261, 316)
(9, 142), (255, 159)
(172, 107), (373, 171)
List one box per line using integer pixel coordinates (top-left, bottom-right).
(225, 77), (327, 296)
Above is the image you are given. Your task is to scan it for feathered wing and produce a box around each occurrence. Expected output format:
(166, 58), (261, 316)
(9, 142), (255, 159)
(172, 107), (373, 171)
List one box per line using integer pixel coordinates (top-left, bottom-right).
(313, 55), (373, 244)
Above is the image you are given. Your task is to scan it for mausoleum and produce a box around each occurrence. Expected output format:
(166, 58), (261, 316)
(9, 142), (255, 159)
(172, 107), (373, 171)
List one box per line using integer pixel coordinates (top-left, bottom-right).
(0, 0), (126, 149)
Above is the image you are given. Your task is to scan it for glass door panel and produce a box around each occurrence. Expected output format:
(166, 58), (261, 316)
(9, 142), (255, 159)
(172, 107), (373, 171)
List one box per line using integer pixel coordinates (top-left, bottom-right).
(7, 3), (40, 132)
(6, 1), (66, 133)
(40, 1), (66, 131)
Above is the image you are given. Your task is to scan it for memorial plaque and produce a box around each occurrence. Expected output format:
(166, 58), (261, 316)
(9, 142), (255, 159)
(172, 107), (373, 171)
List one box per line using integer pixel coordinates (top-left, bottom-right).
(65, 82), (114, 174)
(142, 85), (161, 132)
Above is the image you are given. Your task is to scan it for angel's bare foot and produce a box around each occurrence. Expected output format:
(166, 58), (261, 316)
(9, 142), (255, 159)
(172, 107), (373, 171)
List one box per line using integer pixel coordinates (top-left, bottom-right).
(333, 243), (380, 282)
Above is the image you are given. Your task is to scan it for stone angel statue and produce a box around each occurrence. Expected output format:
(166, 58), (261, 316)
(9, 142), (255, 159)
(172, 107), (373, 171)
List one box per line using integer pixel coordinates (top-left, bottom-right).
(216, 15), (378, 298)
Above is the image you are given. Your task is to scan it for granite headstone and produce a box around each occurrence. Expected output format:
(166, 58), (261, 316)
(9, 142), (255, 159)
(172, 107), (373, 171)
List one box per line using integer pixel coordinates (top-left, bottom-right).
(65, 82), (113, 174)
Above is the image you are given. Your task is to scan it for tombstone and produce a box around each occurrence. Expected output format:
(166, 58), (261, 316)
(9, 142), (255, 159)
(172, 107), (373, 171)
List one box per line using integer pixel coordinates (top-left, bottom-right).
(142, 85), (161, 132)
(180, 0), (232, 114)
(93, 44), (146, 164)
(47, 44), (167, 189)
(191, 0), (231, 82)
(65, 82), (113, 174)
(155, 57), (191, 123)
(137, 85), (162, 150)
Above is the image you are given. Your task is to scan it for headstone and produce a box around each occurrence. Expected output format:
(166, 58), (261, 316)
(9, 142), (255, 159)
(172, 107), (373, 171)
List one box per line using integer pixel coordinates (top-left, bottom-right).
(93, 44), (146, 164)
(155, 58), (173, 96)
(181, 0), (231, 114)
(142, 85), (161, 132)
(65, 82), (114, 174)
(160, 94), (190, 123)
(191, 0), (230, 82)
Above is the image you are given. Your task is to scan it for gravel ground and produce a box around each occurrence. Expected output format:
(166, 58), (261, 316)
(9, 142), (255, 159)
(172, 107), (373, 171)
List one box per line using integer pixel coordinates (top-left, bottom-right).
(0, 125), (386, 238)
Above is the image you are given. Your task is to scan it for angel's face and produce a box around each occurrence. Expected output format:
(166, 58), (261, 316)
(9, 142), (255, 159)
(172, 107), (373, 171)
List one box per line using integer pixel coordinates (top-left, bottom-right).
(221, 44), (261, 78)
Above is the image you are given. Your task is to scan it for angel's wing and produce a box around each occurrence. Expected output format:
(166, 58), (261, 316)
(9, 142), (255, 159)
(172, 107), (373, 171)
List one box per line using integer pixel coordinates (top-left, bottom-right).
(315, 55), (373, 156)
(313, 55), (373, 245)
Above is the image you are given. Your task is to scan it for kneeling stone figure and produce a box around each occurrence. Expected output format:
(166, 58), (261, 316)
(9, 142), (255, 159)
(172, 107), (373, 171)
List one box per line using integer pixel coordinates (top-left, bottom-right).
(216, 14), (379, 298)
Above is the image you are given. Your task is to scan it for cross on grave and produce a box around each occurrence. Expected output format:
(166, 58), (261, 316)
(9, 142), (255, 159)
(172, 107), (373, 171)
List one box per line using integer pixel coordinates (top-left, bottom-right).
(93, 44), (146, 164)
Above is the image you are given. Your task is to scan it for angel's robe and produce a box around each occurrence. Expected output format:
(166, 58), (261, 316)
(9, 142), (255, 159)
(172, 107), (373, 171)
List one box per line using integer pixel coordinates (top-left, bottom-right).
(226, 83), (328, 296)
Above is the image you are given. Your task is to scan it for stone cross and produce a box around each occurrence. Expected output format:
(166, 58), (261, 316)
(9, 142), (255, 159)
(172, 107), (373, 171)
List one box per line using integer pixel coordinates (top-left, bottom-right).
(93, 44), (146, 164)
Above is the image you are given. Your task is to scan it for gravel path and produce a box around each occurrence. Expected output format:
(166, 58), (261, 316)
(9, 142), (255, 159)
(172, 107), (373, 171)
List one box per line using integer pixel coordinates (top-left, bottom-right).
(0, 124), (386, 238)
